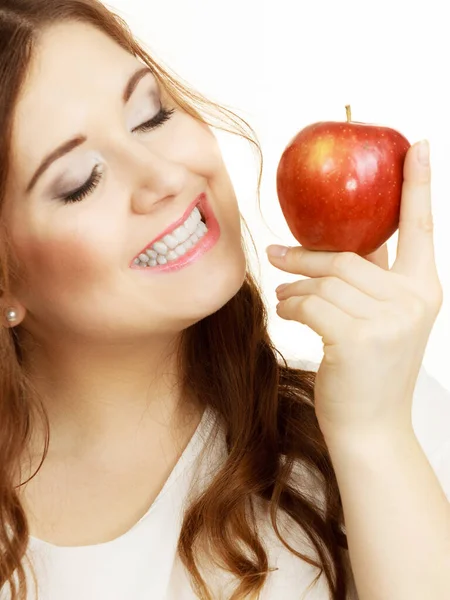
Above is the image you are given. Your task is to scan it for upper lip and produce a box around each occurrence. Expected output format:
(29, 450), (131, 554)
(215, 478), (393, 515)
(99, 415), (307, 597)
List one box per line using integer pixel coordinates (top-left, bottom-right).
(133, 193), (205, 260)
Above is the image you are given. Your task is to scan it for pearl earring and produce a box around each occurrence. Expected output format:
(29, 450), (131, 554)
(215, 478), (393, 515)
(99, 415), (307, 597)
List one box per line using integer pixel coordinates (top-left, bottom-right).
(6, 309), (18, 324)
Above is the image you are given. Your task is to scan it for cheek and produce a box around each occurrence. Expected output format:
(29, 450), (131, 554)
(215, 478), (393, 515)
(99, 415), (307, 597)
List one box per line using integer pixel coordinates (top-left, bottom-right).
(169, 118), (239, 208)
(166, 116), (225, 178)
(14, 228), (108, 303)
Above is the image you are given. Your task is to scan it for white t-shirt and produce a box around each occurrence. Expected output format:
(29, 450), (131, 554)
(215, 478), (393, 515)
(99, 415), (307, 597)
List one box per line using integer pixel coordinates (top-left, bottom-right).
(13, 360), (450, 600)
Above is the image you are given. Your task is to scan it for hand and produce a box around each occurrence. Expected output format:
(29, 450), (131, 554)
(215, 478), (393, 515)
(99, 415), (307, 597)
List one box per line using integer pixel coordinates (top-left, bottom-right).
(266, 141), (443, 441)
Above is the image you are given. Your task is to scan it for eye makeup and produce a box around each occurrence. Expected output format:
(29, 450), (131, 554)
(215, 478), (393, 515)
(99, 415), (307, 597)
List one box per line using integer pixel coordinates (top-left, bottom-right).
(50, 105), (175, 205)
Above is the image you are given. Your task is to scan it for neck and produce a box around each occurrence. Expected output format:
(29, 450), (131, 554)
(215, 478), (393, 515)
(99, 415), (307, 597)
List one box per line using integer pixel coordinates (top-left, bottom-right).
(21, 333), (202, 459)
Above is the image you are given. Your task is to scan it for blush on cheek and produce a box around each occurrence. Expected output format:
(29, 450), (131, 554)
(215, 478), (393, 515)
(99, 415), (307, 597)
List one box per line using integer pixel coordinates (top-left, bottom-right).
(17, 235), (105, 299)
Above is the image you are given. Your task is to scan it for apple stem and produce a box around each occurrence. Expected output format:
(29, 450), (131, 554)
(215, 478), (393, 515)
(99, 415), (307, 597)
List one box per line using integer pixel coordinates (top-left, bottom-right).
(345, 105), (352, 122)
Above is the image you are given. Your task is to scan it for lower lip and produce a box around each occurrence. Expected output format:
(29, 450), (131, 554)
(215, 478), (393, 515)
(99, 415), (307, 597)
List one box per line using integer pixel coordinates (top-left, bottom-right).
(131, 193), (221, 274)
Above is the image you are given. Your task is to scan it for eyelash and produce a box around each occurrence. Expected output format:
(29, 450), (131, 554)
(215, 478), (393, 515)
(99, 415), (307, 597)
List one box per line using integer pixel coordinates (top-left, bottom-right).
(61, 106), (176, 204)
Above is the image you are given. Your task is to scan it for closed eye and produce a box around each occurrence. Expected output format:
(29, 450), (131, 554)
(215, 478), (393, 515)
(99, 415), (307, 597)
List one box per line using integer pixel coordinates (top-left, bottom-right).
(59, 106), (176, 204)
(132, 106), (175, 133)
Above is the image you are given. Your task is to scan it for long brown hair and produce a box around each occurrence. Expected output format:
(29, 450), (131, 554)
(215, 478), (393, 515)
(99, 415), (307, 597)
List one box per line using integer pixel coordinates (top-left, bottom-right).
(0, 1), (350, 598)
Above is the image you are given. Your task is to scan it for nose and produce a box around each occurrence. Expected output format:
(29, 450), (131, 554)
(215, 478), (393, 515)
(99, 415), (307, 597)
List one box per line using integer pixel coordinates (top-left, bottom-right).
(127, 147), (188, 215)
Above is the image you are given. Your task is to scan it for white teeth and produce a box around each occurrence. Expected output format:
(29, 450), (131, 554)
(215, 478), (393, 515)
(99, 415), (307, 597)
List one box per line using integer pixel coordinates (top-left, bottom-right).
(172, 225), (191, 244)
(153, 241), (168, 255)
(187, 207), (202, 230)
(185, 216), (197, 235)
(159, 206), (202, 250)
(197, 224), (206, 238)
(166, 250), (178, 262)
(162, 233), (178, 250)
(134, 204), (209, 268)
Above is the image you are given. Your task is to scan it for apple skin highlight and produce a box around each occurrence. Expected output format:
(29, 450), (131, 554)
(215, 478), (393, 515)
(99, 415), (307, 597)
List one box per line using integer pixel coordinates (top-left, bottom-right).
(276, 112), (411, 256)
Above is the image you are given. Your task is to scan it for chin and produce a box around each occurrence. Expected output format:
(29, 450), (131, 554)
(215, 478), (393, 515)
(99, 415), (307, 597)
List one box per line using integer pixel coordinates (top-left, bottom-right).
(180, 247), (247, 326)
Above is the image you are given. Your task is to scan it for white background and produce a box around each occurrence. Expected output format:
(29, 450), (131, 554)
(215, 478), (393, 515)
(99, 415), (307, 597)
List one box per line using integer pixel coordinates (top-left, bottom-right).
(106, 0), (450, 389)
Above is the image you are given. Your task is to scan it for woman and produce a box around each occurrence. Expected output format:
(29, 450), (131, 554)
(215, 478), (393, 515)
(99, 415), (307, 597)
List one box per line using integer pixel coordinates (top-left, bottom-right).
(0, 1), (449, 599)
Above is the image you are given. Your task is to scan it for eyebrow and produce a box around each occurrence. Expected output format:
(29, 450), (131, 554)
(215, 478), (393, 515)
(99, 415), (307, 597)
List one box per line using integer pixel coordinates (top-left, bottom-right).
(25, 66), (152, 194)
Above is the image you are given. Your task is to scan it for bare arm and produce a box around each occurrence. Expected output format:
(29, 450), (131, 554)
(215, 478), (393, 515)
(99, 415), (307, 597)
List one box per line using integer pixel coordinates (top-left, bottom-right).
(326, 426), (450, 600)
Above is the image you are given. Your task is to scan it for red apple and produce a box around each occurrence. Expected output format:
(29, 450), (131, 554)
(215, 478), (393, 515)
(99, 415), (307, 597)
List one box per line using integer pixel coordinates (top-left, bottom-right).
(276, 106), (411, 256)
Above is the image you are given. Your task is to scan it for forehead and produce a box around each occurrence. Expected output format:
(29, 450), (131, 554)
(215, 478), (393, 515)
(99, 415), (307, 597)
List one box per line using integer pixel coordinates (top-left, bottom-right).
(11, 22), (142, 176)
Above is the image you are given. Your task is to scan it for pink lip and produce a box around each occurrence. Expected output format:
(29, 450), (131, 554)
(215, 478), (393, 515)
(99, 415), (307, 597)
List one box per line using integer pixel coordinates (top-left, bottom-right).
(130, 192), (220, 273)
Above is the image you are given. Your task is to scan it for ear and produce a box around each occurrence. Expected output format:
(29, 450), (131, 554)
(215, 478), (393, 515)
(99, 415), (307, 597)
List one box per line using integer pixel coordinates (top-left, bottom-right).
(363, 243), (390, 270)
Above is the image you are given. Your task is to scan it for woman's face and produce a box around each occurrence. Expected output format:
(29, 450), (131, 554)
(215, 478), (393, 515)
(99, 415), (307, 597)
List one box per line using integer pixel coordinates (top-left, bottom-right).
(4, 22), (246, 343)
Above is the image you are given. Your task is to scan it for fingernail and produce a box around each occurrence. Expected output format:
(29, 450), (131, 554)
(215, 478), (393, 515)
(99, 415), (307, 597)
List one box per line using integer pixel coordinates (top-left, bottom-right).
(266, 245), (288, 258)
(418, 140), (430, 166)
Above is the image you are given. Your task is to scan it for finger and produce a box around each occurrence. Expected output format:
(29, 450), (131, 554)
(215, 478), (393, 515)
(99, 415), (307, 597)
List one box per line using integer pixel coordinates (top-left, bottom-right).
(364, 243), (389, 271)
(276, 294), (352, 343)
(392, 140), (436, 277)
(276, 276), (380, 319)
(267, 246), (393, 301)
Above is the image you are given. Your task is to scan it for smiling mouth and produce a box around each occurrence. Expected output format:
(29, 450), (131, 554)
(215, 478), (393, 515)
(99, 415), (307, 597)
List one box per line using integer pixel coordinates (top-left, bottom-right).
(132, 195), (209, 268)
